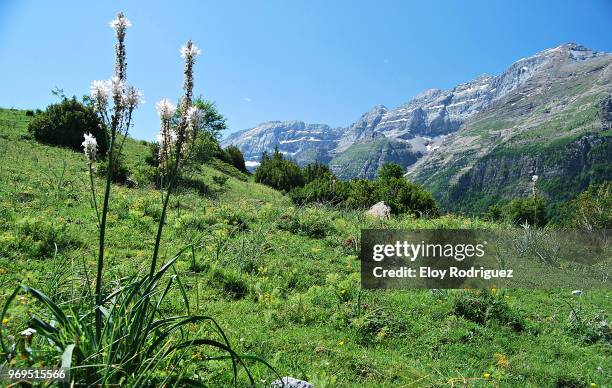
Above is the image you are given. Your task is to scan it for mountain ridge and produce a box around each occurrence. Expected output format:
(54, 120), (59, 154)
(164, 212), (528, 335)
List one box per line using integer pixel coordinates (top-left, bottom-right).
(222, 43), (611, 190)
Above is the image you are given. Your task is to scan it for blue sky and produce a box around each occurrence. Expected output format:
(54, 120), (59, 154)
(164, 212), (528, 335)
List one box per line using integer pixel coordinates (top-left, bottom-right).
(1, 0), (611, 140)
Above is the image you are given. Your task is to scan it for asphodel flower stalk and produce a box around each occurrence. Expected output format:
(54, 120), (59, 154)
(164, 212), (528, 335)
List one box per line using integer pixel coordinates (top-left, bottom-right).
(149, 40), (200, 278)
(89, 11), (142, 344)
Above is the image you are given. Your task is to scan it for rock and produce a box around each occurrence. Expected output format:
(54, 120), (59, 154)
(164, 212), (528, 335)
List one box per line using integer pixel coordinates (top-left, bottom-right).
(272, 377), (313, 388)
(367, 201), (391, 219)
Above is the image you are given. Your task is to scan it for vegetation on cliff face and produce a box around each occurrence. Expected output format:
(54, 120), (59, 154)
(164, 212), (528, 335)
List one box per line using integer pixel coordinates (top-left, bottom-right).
(411, 75), (612, 219)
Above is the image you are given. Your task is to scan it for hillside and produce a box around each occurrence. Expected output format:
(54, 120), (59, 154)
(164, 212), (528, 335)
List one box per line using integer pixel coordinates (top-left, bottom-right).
(1, 107), (610, 386)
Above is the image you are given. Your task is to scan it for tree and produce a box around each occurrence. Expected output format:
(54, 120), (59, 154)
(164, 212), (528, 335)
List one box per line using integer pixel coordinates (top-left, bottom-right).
(254, 147), (304, 192)
(225, 145), (247, 172)
(377, 162), (405, 181)
(303, 162), (333, 183)
(192, 97), (226, 140)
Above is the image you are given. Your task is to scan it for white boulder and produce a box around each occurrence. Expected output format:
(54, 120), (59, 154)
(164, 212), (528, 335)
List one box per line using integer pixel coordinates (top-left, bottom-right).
(366, 201), (391, 220)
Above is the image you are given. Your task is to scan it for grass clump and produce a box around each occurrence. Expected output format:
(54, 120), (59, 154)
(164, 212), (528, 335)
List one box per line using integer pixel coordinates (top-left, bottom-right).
(0, 216), (81, 259)
(278, 207), (335, 238)
(453, 289), (525, 331)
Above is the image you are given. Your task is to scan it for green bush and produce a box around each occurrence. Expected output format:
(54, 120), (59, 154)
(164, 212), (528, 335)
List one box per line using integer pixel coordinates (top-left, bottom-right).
(290, 176), (348, 206)
(503, 195), (548, 227)
(289, 162), (438, 217)
(344, 179), (378, 209)
(211, 268), (249, 300)
(28, 97), (108, 155)
(254, 148), (304, 192)
(375, 176), (438, 216)
(190, 133), (219, 163)
(96, 153), (131, 184)
(570, 181), (611, 230)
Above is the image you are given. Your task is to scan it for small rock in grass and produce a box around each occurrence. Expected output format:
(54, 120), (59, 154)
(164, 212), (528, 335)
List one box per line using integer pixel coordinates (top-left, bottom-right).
(571, 290), (583, 296)
(366, 201), (391, 220)
(272, 376), (313, 388)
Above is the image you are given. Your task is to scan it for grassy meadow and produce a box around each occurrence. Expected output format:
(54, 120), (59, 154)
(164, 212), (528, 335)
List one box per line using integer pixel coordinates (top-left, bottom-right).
(0, 107), (610, 386)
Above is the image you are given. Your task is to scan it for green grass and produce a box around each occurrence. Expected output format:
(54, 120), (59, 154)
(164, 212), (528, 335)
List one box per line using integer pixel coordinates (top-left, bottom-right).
(0, 108), (610, 387)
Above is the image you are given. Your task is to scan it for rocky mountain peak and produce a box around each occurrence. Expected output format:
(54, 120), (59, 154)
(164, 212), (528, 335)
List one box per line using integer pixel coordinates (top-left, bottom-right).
(222, 43), (611, 177)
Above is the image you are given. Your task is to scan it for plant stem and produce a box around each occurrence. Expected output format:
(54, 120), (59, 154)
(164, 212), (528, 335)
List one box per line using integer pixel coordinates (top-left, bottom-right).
(95, 131), (116, 343)
(88, 162), (101, 226)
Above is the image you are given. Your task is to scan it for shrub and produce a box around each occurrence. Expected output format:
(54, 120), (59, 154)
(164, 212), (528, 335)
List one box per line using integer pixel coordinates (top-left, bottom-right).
(290, 176), (348, 206)
(211, 268), (249, 300)
(351, 306), (408, 345)
(145, 141), (160, 167)
(344, 179), (378, 209)
(212, 175), (229, 187)
(375, 177), (438, 216)
(254, 147), (304, 192)
(570, 181), (612, 230)
(96, 153), (131, 184)
(190, 133), (219, 163)
(28, 97), (108, 155)
(503, 195), (548, 227)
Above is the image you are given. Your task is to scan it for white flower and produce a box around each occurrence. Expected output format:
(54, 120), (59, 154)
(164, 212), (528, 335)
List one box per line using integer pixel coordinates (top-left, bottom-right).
(571, 290), (582, 296)
(109, 13), (131, 30)
(180, 42), (201, 59)
(82, 132), (98, 162)
(532, 175), (539, 182)
(20, 328), (36, 337)
(90, 80), (111, 110)
(110, 76), (125, 100)
(156, 99), (176, 121)
(123, 86), (144, 108)
(185, 106), (199, 128)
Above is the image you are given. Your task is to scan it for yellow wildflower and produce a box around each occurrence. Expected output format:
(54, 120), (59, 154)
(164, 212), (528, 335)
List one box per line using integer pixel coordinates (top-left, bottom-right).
(2, 318), (8, 325)
(338, 340), (345, 347)
(483, 373), (491, 379)
(494, 352), (509, 368)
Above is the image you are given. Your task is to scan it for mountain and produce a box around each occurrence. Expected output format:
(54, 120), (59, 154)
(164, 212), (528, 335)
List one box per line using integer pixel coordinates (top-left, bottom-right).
(408, 44), (612, 214)
(222, 121), (343, 168)
(222, 43), (612, 210)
